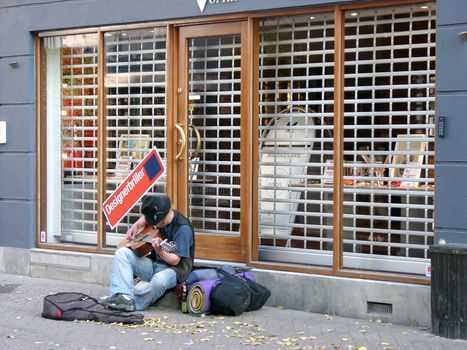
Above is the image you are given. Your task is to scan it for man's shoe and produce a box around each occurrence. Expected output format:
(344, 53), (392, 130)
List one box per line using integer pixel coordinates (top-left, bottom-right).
(98, 295), (110, 307)
(107, 293), (135, 312)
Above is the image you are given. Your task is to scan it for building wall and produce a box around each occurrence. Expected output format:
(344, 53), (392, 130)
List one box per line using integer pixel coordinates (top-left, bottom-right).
(0, 0), (466, 250)
(0, 0), (454, 328)
(435, 0), (467, 244)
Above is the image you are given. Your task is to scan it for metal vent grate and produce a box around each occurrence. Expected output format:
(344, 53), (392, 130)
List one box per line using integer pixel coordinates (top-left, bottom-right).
(367, 301), (393, 315)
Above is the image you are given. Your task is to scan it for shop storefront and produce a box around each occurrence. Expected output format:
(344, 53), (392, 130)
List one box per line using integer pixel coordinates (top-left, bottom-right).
(4, 0), (467, 326)
(36, 1), (436, 283)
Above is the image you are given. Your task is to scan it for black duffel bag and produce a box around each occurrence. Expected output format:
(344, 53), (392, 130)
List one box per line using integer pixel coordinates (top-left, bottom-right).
(242, 275), (271, 311)
(210, 268), (271, 316)
(210, 271), (251, 316)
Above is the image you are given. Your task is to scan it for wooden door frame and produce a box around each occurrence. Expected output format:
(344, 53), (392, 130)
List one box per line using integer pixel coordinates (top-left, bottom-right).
(173, 21), (251, 263)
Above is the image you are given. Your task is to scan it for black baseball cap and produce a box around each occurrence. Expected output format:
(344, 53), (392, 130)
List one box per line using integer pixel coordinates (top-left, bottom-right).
(141, 195), (171, 225)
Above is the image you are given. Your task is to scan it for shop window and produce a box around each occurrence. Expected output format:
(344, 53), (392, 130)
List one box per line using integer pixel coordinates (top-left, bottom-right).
(104, 28), (168, 246)
(43, 34), (99, 245)
(342, 4), (435, 275)
(41, 28), (168, 247)
(257, 3), (436, 276)
(258, 13), (335, 266)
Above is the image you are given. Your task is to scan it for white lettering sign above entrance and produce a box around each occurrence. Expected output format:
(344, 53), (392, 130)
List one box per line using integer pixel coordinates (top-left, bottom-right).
(196, 0), (238, 13)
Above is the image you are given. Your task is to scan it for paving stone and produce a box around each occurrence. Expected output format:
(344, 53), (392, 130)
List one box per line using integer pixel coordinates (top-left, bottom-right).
(0, 273), (466, 350)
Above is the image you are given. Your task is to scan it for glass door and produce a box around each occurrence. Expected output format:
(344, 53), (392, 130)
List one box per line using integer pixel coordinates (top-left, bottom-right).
(176, 22), (249, 262)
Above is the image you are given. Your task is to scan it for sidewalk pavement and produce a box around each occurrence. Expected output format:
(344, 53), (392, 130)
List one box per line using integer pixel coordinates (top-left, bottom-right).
(0, 273), (466, 350)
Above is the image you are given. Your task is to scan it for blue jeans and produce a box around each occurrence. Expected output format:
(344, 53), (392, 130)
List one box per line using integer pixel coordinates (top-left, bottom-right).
(109, 247), (177, 311)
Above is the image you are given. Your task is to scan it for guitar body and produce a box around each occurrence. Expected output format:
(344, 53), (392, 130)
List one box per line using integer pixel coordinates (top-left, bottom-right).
(129, 240), (154, 257)
(119, 225), (176, 257)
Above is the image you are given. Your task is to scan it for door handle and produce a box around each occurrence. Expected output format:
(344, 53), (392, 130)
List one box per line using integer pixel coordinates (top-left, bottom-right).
(188, 124), (201, 160)
(175, 123), (186, 160)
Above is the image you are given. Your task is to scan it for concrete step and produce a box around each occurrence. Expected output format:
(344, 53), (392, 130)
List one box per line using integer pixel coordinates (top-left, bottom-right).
(1, 247), (432, 327)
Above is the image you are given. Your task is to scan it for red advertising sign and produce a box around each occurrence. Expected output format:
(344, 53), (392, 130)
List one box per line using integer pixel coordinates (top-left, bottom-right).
(103, 147), (165, 229)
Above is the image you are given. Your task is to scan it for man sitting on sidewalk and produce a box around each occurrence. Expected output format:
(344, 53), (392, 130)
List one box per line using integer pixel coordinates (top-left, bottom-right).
(100, 195), (195, 311)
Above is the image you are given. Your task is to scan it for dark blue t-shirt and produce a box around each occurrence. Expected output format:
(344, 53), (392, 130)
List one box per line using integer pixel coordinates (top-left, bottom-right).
(159, 222), (193, 259)
(148, 212), (192, 262)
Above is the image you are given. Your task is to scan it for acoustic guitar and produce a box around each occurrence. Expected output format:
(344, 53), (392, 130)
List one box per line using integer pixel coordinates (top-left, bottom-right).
(118, 225), (176, 257)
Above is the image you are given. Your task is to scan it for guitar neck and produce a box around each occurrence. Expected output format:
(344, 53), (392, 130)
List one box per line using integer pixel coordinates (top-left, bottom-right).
(138, 235), (175, 253)
(131, 225), (175, 253)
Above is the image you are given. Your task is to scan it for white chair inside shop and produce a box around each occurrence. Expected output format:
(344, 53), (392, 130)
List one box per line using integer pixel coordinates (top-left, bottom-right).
(259, 107), (315, 243)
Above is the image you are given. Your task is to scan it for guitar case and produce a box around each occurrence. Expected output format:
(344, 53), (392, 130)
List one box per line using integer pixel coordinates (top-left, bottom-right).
(42, 292), (144, 324)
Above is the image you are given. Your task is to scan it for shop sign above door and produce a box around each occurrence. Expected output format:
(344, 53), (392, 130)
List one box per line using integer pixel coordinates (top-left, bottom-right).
(103, 147), (165, 229)
(196, 0), (238, 13)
